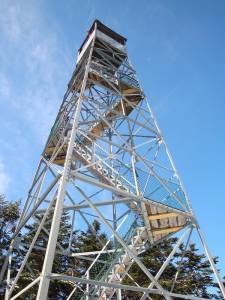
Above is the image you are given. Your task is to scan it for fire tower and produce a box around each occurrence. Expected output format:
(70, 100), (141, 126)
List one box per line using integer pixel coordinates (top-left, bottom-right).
(1, 20), (225, 300)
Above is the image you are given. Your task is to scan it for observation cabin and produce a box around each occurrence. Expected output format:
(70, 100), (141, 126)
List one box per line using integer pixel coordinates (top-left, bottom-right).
(76, 19), (127, 66)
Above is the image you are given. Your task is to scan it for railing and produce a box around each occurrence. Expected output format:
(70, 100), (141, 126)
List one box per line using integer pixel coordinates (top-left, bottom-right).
(90, 61), (140, 90)
(79, 214), (141, 299)
(90, 61), (118, 85)
(73, 141), (135, 194)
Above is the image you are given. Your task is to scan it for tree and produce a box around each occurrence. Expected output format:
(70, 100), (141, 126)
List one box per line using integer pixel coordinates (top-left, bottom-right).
(122, 238), (220, 299)
(13, 213), (108, 299)
(1, 200), (222, 299)
(15, 211), (77, 299)
(67, 219), (110, 299)
(0, 195), (20, 300)
(71, 220), (109, 276)
(0, 195), (20, 259)
(217, 276), (225, 299)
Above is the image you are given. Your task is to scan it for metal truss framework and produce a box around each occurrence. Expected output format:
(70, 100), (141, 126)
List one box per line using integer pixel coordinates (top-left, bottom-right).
(1, 20), (225, 300)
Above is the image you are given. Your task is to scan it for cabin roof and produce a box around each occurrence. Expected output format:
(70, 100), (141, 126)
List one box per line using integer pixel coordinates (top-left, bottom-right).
(78, 19), (127, 53)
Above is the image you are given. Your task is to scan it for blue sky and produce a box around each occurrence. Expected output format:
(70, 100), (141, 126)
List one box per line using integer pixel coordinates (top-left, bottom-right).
(0, 0), (225, 273)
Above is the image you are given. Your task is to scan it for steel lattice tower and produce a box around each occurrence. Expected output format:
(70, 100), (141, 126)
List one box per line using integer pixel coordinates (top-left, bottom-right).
(1, 20), (225, 300)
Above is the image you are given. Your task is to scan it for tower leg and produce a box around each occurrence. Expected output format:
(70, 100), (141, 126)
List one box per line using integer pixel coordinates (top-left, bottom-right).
(116, 289), (122, 300)
(36, 32), (96, 300)
(197, 226), (225, 299)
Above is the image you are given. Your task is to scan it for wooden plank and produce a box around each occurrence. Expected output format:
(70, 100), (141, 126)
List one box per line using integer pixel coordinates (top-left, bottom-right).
(53, 158), (65, 165)
(152, 225), (184, 235)
(148, 212), (178, 221)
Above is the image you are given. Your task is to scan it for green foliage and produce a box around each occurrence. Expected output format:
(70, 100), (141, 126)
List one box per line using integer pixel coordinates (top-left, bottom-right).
(0, 198), (223, 299)
(14, 211), (74, 299)
(0, 195), (20, 300)
(0, 195), (20, 257)
(14, 212), (108, 299)
(122, 238), (220, 299)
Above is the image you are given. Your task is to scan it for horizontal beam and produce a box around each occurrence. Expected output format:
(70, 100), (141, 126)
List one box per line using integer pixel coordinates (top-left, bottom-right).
(71, 249), (117, 257)
(73, 172), (193, 219)
(49, 273), (164, 294)
(49, 273), (211, 300)
(19, 243), (107, 263)
(35, 198), (130, 214)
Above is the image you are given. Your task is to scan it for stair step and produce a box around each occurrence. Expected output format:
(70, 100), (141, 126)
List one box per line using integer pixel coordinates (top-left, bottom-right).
(114, 264), (126, 274)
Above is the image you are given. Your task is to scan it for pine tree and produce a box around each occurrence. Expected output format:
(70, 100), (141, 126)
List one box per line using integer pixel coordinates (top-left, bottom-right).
(15, 211), (76, 299)
(71, 220), (109, 276)
(14, 213), (108, 299)
(122, 238), (220, 299)
(0, 195), (20, 261)
(171, 243), (219, 299)
(0, 195), (20, 300)
(1, 200), (222, 299)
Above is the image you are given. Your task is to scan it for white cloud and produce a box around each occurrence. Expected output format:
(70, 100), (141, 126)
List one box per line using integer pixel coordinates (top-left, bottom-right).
(0, 1), (73, 143)
(0, 159), (10, 194)
(0, 4), (22, 42)
(0, 1), (77, 200)
(0, 73), (10, 97)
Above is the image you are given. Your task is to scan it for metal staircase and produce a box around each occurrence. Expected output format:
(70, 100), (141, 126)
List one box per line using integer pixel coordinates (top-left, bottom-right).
(77, 220), (147, 300)
(98, 227), (147, 300)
